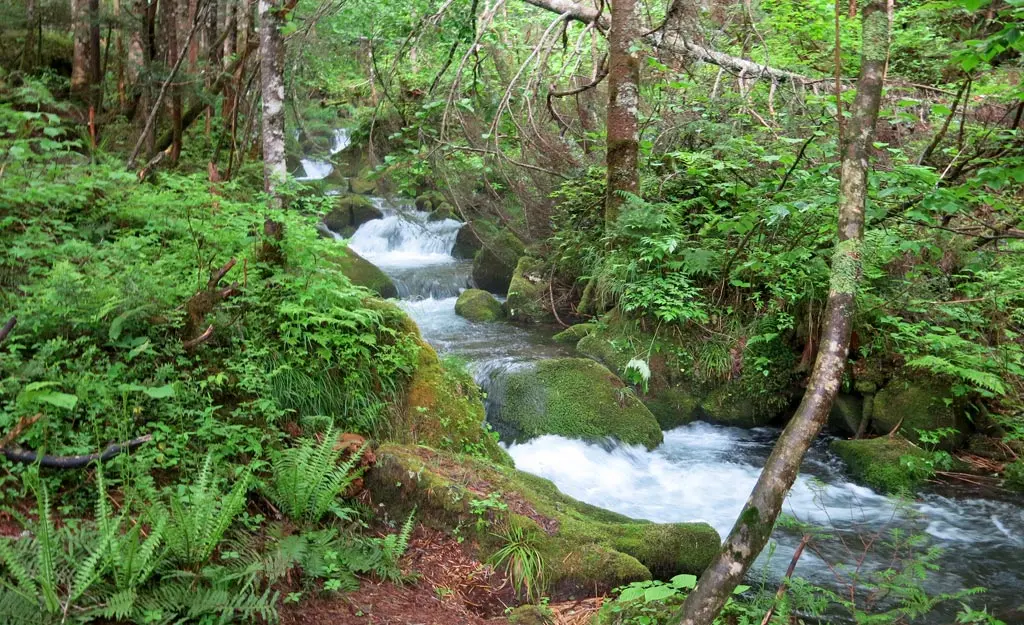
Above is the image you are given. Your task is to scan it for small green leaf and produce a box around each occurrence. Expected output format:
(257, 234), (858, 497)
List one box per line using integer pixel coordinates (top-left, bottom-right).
(143, 384), (176, 399)
(733, 585), (751, 595)
(670, 574), (698, 589)
(644, 585), (678, 602)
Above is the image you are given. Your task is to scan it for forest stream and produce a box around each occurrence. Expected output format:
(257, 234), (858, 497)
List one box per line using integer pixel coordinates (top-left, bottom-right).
(304, 145), (1024, 621)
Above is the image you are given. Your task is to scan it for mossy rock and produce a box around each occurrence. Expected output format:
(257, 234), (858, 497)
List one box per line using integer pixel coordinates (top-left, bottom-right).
(322, 194), (382, 236)
(553, 323), (597, 344)
(643, 387), (702, 430)
(698, 384), (770, 428)
(396, 343), (510, 465)
(365, 444), (720, 599)
(872, 376), (968, 450)
(1004, 460), (1024, 492)
(575, 333), (630, 373)
(507, 257), (554, 324)
(455, 289), (504, 323)
(507, 605), (554, 625)
(493, 358), (663, 449)
(472, 231), (525, 294)
(415, 191), (446, 212)
(831, 436), (928, 494)
(453, 223), (484, 260)
(428, 202), (456, 222)
(350, 170), (377, 195)
(828, 393), (864, 437)
(329, 248), (397, 298)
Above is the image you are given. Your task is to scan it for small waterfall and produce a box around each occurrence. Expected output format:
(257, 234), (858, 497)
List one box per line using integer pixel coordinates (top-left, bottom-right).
(348, 200), (464, 268)
(330, 128), (351, 154)
(298, 159), (334, 180)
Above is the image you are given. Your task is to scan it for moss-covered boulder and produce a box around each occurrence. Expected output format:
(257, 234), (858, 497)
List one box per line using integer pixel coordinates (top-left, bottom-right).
(415, 191), (446, 212)
(507, 605), (554, 625)
(453, 223), (484, 260)
(365, 445), (720, 599)
(1004, 460), (1024, 492)
(493, 358), (663, 449)
(428, 202), (456, 222)
(553, 323), (597, 344)
(506, 257), (554, 324)
(330, 249), (397, 298)
(350, 170), (377, 195)
(395, 344), (510, 465)
(455, 289), (504, 322)
(831, 436), (928, 494)
(472, 231), (525, 294)
(828, 394), (864, 437)
(322, 194), (383, 236)
(872, 376), (968, 450)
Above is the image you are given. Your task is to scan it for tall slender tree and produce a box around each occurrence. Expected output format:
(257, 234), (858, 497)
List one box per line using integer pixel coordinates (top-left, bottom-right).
(673, 3), (890, 624)
(604, 0), (642, 227)
(70, 0), (100, 101)
(258, 0), (286, 203)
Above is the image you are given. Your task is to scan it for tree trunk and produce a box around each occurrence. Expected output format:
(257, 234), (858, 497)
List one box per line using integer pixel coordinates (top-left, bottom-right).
(163, 0), (183, 162)
(71, 0), (92, 99)
(604, 0), (642, 227)
(21, 0), (38, 72)
(258, 0), (286, 204)
(672, 4), (889, 625)
(222, 0), (238, 122)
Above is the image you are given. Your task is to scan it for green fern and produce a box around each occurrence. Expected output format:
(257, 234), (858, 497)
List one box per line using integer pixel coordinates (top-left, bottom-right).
(264, 426), (367, 525)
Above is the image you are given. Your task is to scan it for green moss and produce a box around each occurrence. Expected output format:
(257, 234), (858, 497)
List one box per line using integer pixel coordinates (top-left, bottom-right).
(1004, 460), (1024, 492)
(507, 257), (553, 324)
(494, 358), (663, 449)
(831, 436), (928, 494)
(329, 249), (397, 298)
(643, 387), (702, 430)
(828, 393), (864, 437)
(472, 231), (525, 294)
(396, 343), (510, 464)
(575, 333), (630, 373)
(553, 323), (597, 344)
(428, 202), (456, 222)
(365, 444), (720, 599)
(872, 376), (966, 450)
(323, 194), (382, 235)
(350, 170), (377, 195)
(507, 605), (554, 625)
(454, 289), (504, 322)
(699, 384), (769, 428)
(415, 191), (446, 211)
(830, 238), (863, 295)
(453, 223), (483, 259)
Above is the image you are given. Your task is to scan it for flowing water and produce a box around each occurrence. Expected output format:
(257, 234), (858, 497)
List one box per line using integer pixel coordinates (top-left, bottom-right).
(297, 128), (352, 181)
(335, 192), (1024, 622)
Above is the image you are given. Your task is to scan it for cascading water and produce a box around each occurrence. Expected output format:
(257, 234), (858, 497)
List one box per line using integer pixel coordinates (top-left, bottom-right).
(329, 174), (1024, 623)
(297, 128), (352, 181)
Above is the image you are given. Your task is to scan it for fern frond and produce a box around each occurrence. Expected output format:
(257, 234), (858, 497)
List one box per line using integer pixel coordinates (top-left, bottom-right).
(33, 482), (60, 614)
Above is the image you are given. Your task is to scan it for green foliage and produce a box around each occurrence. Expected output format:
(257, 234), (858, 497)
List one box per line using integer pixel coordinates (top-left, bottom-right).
(488, 524), (546, 603)
(264, 426), (367, 525)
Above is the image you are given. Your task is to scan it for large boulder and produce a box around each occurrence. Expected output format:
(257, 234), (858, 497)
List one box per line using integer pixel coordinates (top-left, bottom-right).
(330, 249), (397, 298)
(453, 223), (484, 260)
(506, 257), (554, 324)
(472, 231), (525, 294)
(553, 323), (597, 344)
(366, 444), (720, 599)
(323, 195), (383, 237)
(828, 393), (864, 437)
(871, 376), (968, 450)
(492, 358), (663, 449)
(350, 170), (378, 195)
(455, 289), (504, 322)
(831, 436), (929, 494)
(414, 191), (446, 211)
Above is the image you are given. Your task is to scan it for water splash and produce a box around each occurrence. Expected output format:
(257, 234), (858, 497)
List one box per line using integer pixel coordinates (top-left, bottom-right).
(348, 199), (463, 268)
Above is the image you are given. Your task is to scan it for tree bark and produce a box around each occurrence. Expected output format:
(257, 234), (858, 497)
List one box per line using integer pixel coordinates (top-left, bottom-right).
(672, 3), (888, 625)
(162, 0), (183, 162)
(71, 0), (93, 99)
(21, 0), (38, 72)
(604, 0), (642, 226)
(258, 0), (286, 204)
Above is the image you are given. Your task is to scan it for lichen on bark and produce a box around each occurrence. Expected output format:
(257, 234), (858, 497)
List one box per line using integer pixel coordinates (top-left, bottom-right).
(829, 238), (863, 295)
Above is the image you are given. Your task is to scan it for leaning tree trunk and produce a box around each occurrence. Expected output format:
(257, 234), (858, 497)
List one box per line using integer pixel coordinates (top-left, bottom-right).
(604, 0), (642, 227)
(673, 4), (889, 625)
(258, 0), (286, 204)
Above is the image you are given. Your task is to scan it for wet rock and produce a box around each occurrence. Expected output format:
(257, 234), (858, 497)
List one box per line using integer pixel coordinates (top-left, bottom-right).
(472, 231), (525, 294)
(507, 257), (554, 324)
(828, 394), (864, 437)
(351, 170), (377, 195)
(493, 358), (663, 449)
(553, 323), (597, 344)
(455, 289), (504, 323)
(428, 202), (456, 222)
(452, 223), (483, 260)
(366, 444), (720, 599)
(323, 194), (383, 236)
(415, 191), (446, 212)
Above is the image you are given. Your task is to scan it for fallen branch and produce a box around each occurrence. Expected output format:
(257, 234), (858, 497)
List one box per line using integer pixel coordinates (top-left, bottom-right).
(760, 534), (811, 625)
(2, 434), (153, 469)
(183, 324), (215, 350)
(0, 316), (15, 343)
(208, 257), (237, 289)
(0, 413), (41, 449)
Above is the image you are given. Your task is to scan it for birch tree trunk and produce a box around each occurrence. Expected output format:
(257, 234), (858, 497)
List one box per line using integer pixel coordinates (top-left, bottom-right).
(673, 3), (889, 624)
(258, 0), (286, 204)
(604, 0), (642, 227)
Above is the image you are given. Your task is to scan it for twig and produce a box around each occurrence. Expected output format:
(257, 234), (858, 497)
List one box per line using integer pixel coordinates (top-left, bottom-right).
(549, 265), (568, 328)
(208, 257), (237, 289)
(2, 434), (153, 469)
(0, 316), (15, 343)
(776, 130), (817, 192)
(760, 534), (811, 625)
(0, 413), (41, 449)
(183, 324), (215, 350)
